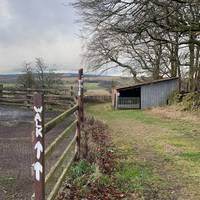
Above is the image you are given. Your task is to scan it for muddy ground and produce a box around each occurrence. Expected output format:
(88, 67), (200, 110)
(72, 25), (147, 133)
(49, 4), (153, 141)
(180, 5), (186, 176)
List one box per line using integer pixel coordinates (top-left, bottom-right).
(0, 106), (75, 200)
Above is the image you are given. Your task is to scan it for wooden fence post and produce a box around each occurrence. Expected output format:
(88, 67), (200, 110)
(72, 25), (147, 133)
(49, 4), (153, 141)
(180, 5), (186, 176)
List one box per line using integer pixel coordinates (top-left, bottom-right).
(33, 93), (45, 200)
(78, 69), (84, 122)
(70, 86), (74, 107)
(26, 88), (31, 108)
(70, 85), (74, 97)
(0, 84), (3, 98)
(76, 68), (84, 159)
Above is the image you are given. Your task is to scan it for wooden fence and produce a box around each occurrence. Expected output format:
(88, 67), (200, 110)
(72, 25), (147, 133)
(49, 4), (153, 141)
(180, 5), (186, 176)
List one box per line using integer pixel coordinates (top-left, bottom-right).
(0, 85), (75, 110)
(32, 69), (84, 200)
(84, 95), (111, 103)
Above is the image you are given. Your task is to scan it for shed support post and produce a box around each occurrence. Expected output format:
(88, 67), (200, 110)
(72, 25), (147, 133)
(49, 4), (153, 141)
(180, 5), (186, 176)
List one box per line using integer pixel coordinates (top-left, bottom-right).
(111, 88), (115, 108)
(115, 93), (118, 110)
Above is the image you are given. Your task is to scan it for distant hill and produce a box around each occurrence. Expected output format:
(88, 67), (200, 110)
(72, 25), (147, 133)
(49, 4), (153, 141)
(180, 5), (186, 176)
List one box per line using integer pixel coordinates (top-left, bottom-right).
(62, 72), (100, 77)
(0, 72), (115, 84)
(0, 74), (19, 83)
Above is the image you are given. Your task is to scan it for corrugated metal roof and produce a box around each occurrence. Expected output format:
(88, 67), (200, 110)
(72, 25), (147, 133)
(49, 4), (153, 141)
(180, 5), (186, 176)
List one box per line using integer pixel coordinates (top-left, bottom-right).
(116, 77), (178, 91)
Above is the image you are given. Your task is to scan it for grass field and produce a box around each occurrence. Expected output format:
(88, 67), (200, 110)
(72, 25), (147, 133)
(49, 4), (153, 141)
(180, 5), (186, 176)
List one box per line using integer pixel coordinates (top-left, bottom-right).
(87, 103), (200, 200)
(0, 74), (134, 96)
(85, 82), (110, 95)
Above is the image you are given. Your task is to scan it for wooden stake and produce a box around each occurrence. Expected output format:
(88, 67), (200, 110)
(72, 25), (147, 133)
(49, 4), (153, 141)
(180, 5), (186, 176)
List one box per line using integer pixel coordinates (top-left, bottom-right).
(76, 68), (84, 159)
(0, 84), (3, 98)
(33, 93), (45, 200)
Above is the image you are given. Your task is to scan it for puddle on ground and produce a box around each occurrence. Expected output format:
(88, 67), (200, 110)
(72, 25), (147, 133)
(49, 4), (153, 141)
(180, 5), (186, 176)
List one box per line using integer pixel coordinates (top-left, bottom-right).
(0, 106), (60, 126)
(0, 106), (33, 124)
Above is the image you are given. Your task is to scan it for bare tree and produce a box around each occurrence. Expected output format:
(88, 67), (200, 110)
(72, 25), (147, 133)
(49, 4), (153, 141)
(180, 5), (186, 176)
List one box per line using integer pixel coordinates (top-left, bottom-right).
(17, 63), (35, 88)
(18, 58), (63, 89)
(74, 0), (200, 91)
(34, 58), (64, 89)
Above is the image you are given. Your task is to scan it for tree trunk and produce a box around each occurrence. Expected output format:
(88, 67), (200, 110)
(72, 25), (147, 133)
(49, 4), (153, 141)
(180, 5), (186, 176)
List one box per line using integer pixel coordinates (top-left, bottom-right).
(195, 45), (200, 91)
(189, 34), (195, 91)
(153, 43), (162, 80)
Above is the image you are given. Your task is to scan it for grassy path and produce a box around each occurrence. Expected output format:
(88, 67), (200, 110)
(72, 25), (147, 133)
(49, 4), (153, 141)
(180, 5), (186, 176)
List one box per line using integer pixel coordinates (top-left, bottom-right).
(87, 103), (200, 200)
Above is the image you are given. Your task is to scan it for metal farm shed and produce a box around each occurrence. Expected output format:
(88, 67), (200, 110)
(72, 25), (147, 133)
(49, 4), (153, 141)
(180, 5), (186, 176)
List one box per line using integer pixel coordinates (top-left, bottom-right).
(112, 78), (178, 109)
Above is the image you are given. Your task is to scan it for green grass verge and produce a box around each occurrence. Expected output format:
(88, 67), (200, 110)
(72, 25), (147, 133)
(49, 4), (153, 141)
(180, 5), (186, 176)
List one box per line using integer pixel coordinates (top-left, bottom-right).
(87, 103), (200, 199)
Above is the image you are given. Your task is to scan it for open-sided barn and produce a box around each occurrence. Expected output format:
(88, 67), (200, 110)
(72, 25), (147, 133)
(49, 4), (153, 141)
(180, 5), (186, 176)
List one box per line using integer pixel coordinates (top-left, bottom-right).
(112, 78), (178, 109)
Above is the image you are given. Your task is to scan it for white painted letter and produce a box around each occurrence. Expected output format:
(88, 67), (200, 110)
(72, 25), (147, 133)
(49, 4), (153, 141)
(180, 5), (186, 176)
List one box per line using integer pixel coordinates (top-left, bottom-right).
(36, 127), (43, 138)
(34, 113), (42, 123)
(34, 106), (43, 113)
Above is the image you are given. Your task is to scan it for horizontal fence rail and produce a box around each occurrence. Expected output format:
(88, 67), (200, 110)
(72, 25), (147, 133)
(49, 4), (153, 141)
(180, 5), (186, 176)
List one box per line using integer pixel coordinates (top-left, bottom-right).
(44, 108), (78, 200)
(84, 95), (111, 103)
(32, 69), (84, 200)
(44, 105), (78, 134)
(1, 87), (72, 94)
(45, 119), (77, 159)
(0, 85), (75, 109)
(45, 133), (77, 185)
(47, 152), (76, 200)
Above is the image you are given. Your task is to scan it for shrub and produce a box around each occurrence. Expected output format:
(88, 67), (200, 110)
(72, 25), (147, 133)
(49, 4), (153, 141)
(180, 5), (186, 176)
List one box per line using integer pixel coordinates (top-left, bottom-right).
(70, 160), (95, 179)
(168, 91), (200, 111)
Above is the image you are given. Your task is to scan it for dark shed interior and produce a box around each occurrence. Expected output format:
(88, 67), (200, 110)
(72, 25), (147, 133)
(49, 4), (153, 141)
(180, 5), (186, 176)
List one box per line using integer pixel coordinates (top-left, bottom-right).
(117, 87), (141, 109)
(119, 87), (141, 98)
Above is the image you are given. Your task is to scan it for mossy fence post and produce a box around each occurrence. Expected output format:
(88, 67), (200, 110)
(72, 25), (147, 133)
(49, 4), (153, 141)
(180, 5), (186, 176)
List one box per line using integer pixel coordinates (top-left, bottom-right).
(76, 68), (84, 159)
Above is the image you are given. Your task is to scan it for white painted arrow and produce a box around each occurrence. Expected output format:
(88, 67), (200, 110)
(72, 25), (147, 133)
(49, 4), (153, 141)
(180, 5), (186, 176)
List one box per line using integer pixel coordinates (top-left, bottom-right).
(34, 162), (43, 181)
(34, 141), (43, 159)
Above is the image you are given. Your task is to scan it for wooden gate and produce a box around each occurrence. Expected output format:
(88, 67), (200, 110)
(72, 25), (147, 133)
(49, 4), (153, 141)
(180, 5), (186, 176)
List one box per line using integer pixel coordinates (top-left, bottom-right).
(0, 85), (75, 109)
(117, 97), (140, 109)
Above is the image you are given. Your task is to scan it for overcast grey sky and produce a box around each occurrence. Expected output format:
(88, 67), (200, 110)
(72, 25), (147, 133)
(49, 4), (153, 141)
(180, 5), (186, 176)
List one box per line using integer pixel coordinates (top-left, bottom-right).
(0, 0), (82, 73)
